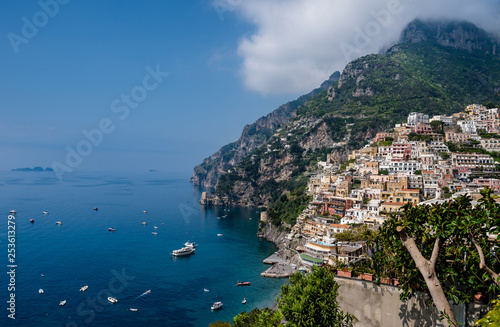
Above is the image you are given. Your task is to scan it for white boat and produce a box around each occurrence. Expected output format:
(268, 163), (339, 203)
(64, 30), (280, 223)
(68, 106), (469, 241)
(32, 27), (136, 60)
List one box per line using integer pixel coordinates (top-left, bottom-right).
(204, 288), (209, 292)
(152, 232), (157, 235)
(43, 211), (49, 215)
(142, 222), (147, 225)
(108, 228), (116, 232)
(10, 210), (16, 214)
(56, 221), (63, 225)
(184, 241), (196, 248)
(39, 289), (44, 294)
(242, 298), (246, 304)
(108, 297), (118, 304)
(171, 246), (195, 256)
(129, 308), (138, 312)
(217, 234), (223, 237)
(211, 301), (223, 310)
(154, 226), (158, 229)
(80, 285), (88, 292)
(59, 300), (66, 306)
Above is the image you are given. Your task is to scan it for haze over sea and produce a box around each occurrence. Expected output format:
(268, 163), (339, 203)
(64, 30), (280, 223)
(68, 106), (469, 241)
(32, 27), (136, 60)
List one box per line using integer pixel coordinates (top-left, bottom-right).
(1, 170), (286, 327)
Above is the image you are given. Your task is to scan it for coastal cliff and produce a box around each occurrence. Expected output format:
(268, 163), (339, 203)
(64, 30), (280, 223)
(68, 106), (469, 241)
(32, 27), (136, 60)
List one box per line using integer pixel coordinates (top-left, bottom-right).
(191, 72), (340, 188)
(196, 19), (500, 215)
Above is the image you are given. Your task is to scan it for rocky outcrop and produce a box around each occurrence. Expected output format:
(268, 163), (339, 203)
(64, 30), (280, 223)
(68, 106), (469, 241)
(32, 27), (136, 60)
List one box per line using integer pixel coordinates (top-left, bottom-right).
(399, 19), (499, 55)
(191, 72), (340, 188)
(258, 222), (305, 266)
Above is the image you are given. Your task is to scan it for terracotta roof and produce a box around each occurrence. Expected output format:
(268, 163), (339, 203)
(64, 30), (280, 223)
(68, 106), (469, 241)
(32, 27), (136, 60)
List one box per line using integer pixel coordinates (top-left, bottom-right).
(329, 224), (349, 228)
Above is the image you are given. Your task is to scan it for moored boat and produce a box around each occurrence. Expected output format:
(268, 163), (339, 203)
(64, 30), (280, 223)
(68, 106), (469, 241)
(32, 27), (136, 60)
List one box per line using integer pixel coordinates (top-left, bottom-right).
(30, 219), (34, 223)
(59, 300), (66, 306)
(171, 246), (195, 256)
(10, 210), (16, 214)
(108, 228), (116, 232)
(129, 308), (138, 311)
(39, 289), (44, 294)
(56, 221), (63, 225)
(211, 301), (223, 310)
(108, 297), (118, 304)
(43, 211), (49, 215)
(184, 241), (196, 248)
(237, 281), (250, 286)
(80, 285), (88, 292)
(242, 298), (246, 304)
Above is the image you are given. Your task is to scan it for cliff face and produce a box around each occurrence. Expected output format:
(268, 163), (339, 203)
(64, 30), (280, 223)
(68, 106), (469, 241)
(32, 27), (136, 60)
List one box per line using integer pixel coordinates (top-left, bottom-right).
(399, 19), (499, 55)
(196, 20), (500, 213)
(191, 72), (340, 188)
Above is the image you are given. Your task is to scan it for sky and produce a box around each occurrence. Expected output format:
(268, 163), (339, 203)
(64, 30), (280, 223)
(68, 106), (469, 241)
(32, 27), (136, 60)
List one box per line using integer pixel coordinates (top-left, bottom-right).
(0, 0), (499, 178)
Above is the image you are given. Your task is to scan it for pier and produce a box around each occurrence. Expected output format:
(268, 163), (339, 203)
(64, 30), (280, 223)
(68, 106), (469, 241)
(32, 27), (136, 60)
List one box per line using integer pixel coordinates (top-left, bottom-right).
(261, 252), (295, 278)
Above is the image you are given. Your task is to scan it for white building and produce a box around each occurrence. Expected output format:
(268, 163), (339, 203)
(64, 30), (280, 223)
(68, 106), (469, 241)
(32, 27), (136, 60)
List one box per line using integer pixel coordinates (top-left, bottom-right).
(430, 115), (453, 125)
(458, 120), (477, 134)
(408, 112), (429, 126)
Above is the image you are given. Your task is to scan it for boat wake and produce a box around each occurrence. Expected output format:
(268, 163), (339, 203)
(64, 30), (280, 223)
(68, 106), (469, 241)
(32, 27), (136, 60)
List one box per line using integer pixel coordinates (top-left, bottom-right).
(133, 289), (151, 300)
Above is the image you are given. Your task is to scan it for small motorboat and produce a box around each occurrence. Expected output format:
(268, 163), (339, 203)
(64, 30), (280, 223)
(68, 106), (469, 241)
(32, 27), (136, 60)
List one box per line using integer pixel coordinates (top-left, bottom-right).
(41, 274), (44, 277)
(211, 301), (223, 310)
(242, 298), (246, 304)
(184, 241), (196, 248)
(39, 289), (44, 294)
(59, 300), (66, 306)
(9, 210), (16, 214)
(204, 288), (209, 292)
(154, 226), (158, 229)
(30, 219), (35, 223)
(143, 210), (147, 214)
(56, 221), (63, 225)
(237, 281), (251, 286)
(129, 308), (138, 312)
(171, 247), (195, 256)
(144, 290), (151, 295)
(43, 211), (49, 215)
(217, 234), (223, 237)
(80, 285), (88, 292)
(152, 232), (157, 235)
(108, 228), (116, 232)
(141, 222), (147, 225)
(93, 207), (98, 211)
(108, 297), (118, 304)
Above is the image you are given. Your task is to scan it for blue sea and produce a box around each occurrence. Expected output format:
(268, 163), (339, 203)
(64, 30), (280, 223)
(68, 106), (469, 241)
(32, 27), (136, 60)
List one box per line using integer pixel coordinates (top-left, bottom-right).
(0, 171), (287, 327)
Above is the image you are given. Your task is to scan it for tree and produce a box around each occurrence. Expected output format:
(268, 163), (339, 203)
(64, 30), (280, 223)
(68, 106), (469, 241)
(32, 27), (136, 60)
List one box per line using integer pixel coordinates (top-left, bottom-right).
(376, 189), (500, 327)
(233, 308), (283, 327)
(476, 296), (500, 326)
(277, 266), (353, 327)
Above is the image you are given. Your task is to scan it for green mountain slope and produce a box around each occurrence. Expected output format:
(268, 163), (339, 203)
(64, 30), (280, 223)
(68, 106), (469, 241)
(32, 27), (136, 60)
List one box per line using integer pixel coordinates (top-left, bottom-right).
(198, 20), (500, 224)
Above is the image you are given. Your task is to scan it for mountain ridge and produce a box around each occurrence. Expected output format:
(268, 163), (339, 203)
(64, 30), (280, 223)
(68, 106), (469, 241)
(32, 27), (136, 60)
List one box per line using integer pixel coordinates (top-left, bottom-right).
(193, 19), (500, 209)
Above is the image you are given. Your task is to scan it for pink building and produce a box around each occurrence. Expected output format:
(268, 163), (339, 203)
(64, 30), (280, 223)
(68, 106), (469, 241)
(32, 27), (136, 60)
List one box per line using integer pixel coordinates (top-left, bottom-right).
(473, 178), (500, 192)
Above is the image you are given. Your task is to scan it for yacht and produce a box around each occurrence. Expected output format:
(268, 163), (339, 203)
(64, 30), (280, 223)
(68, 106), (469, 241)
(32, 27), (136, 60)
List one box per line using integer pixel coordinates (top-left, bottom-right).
(211, 301), (223, 310)
(171, 246), (195, 256)
(80, 285), (88, 292)
(38, 289), (44, 294)
(59, 300), (66, 306)
(184, 241), (196, 248)
(108, 297), (118, 304)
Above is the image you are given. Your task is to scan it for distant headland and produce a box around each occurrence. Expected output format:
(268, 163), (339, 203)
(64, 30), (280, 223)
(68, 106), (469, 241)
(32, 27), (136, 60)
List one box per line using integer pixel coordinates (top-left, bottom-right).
(11, 167), (54, 172)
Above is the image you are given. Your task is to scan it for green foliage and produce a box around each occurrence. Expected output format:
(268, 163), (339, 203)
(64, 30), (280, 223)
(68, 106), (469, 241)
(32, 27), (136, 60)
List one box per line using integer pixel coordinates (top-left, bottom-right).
(335, 225), (377, 243)
(376, 189), (500, 304)
(277, 266), (353, 327)
(209, 321), (233, 327)
(408, 133), (431, 142)
(414, 170), (422, 175)
(233, 308), (283, 327)
(268, 187), (311, 226)
(379, 169), (389, 175)
(476, 296), (500, 327)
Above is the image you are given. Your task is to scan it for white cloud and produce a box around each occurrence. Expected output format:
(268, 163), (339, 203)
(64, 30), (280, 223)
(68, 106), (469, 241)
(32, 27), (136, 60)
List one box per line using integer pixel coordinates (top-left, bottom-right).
(232, 0), (500, 95)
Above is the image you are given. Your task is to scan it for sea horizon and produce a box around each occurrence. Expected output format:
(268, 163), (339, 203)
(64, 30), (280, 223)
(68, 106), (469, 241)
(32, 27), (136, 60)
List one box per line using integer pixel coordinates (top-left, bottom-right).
(1, 170), (287, 327)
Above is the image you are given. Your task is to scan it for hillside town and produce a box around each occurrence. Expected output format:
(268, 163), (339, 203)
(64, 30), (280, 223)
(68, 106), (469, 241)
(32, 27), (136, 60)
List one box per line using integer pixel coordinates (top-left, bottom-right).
(290, 104), (500, 268)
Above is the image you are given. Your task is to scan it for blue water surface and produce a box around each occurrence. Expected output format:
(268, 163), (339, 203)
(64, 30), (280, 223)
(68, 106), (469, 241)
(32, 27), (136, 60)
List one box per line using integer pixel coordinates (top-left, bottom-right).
(0, 171), (287, 327)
